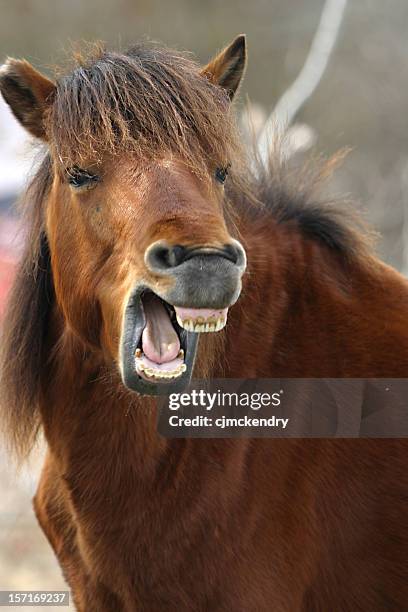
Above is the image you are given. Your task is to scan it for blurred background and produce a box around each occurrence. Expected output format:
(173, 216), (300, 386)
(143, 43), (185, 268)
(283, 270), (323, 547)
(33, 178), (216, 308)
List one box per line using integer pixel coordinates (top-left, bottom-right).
(0, 0), (407, 607)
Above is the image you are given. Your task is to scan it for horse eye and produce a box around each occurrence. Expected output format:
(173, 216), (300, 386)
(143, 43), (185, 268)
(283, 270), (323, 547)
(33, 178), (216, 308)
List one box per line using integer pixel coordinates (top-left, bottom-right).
(215, 165), (230, 185)
(67, 166), (100, 190)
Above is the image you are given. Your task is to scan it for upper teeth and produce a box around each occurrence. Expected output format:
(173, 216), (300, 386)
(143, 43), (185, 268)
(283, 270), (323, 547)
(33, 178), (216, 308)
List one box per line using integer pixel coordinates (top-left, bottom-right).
(176, 315), (226, 333)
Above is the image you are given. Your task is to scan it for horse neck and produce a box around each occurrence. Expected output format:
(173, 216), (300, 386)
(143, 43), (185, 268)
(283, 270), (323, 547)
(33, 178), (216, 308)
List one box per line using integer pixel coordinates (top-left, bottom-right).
(38, 214), (384, 471)
(40, 309), (166, 474)
(224, 214), (383, 377)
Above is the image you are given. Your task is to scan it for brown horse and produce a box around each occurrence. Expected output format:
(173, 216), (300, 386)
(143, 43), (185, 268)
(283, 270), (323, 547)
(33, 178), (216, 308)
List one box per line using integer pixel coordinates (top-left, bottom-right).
(0, 36), (407, 611)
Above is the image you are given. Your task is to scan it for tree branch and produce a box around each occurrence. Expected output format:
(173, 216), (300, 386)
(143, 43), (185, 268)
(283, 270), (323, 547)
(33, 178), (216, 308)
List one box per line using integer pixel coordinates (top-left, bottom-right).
(256, 0), (348, 165)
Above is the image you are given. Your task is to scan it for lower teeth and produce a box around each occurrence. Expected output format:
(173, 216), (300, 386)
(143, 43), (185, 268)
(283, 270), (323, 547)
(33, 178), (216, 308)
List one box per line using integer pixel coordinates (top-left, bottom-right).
(135, 356), (186, 380)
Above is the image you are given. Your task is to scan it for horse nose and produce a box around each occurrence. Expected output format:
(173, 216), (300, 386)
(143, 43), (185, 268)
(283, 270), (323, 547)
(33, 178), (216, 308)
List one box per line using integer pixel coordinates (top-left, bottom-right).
(145, 240), (246, 273)
(144, 239), (246, 309)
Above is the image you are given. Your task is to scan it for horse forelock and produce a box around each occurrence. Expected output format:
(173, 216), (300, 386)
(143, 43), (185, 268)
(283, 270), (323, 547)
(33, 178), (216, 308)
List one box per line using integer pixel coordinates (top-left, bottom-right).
(45, 43), (244, 179)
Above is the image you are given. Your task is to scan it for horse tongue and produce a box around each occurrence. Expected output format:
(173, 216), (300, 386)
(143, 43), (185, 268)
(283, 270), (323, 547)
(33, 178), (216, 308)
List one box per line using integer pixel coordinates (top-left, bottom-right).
(141, 294), (180, 364)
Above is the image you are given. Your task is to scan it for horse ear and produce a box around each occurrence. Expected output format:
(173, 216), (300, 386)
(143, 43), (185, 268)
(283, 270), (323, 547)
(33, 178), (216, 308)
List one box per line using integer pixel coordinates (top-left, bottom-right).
(0, 58), (55, 140)
(201, 34), (247, 100)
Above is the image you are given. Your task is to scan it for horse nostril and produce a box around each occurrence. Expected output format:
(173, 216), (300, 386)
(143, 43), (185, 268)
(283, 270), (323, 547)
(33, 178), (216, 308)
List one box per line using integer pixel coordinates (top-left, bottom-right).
(145, 242), (187, 271)
(222, 243), (242, 265)
(145, 240), (247, 273)
(227, 240), (247, 270)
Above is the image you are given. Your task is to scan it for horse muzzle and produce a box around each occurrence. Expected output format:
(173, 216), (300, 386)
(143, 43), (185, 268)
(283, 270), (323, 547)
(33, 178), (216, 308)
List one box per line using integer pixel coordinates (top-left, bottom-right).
(145, 239), (247, 310)
(119, 239), (246, 395)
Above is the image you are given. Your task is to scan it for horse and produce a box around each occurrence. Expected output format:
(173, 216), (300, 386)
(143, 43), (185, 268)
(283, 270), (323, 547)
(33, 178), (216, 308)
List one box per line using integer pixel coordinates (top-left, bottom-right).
(0, 35), (407, 611)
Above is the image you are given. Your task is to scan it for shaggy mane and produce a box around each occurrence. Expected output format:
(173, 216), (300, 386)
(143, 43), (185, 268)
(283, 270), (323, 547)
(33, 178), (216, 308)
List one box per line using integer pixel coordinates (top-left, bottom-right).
(260, 151), (375, 260)
(229, 149), (375, 262)
(0, 155), (53, 458)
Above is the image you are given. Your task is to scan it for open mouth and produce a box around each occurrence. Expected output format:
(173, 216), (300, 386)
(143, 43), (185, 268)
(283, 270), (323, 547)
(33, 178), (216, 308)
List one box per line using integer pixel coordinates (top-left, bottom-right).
(136, 292), (228, 381)
(120, 286), (228, 395)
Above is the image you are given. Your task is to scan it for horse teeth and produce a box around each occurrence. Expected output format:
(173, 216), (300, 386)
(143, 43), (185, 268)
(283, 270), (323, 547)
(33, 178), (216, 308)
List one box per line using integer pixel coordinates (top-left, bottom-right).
(215, 318), (226, 331)
(136, 361), (187, 380)
(178, 349), (184, 359)
(135, 348), (142, 358)
(176, 315), (227, 333)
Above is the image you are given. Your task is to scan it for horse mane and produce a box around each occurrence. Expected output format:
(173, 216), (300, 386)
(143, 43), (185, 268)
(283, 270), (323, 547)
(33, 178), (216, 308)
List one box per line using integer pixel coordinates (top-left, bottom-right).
(0, 154), (54, 459)
(230, 149), (376, 262)
(0, 43), (375, 460)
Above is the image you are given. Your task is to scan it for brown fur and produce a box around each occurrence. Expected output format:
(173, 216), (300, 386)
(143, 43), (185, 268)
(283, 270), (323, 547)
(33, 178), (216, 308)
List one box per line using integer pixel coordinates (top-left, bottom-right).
(1, 39), (407, 611)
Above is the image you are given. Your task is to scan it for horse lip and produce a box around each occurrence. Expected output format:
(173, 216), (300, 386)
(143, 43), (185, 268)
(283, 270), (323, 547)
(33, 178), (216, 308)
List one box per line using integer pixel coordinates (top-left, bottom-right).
(120, 285), (199, 395)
